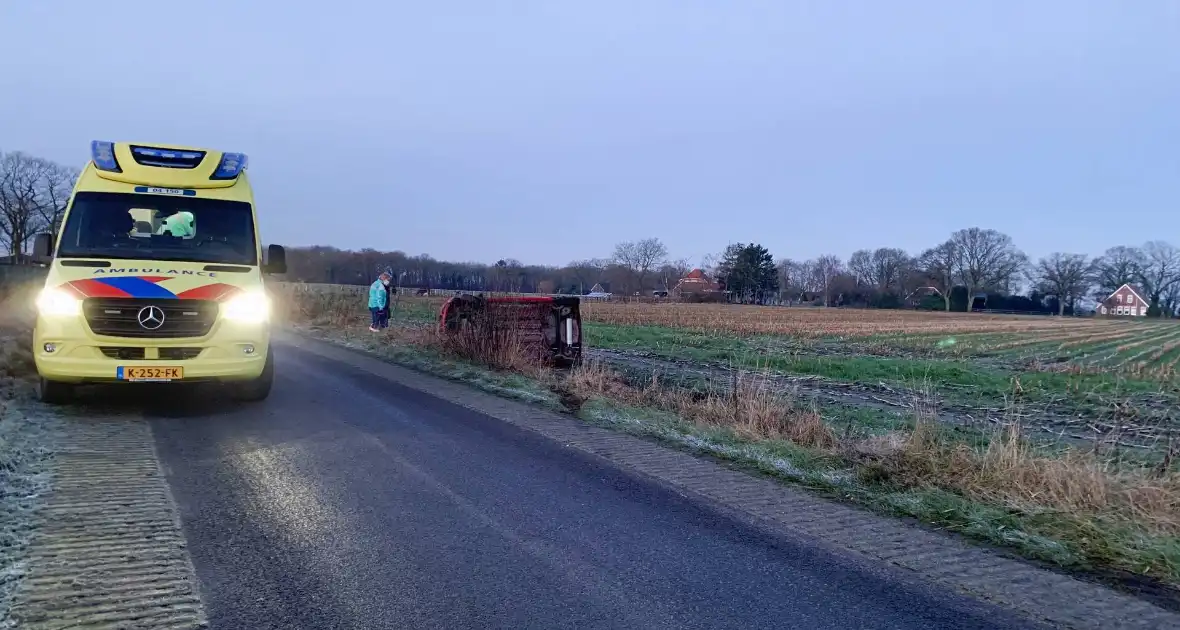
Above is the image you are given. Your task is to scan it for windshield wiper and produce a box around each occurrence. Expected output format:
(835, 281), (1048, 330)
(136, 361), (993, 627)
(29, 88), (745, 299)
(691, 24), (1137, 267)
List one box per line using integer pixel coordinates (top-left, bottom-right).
(59, 252), (155, 261)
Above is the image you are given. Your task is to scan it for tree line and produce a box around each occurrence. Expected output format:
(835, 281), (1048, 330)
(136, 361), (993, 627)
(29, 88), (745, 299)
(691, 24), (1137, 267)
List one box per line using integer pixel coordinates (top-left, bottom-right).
(779, 234), (1179, 317)
(720, 232), (1179, 316)
(280, 239), (695, 298)
(281, 231), (1180, 317)
(3, 148), (1177, 316)
(0, 151), (79, 263)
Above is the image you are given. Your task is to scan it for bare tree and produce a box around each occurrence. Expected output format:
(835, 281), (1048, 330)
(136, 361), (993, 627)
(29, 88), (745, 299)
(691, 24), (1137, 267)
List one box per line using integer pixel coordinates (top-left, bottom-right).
(612, 238), (668, 293)
(490, 258), (525, 293)
(37, 162), (79, 237)
(698, 253), (723, 283)
(948, 228), (1027, 307)
(847, 250), (874, 287)
(850, 247), (911, 293)
(918, 241), (957, 311)
(810, 255), (843, 306)
(1163, 281), (1180, 318)
(870, 247), (911, 292)
(1028, 253), (1093, 315)
(566, 259), (607, 294)
(777, 258), (810, 302)
(656, 257), (691, 291)
(1137, 241), (1180, 316)
(490, 259), (510, 292)
(0, 151), (54, 261)
(1092, 245), (1144, 298)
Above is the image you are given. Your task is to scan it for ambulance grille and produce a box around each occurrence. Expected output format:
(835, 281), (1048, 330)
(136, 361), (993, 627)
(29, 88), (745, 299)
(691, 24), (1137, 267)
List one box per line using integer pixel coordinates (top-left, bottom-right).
(84, 298), (218, 339)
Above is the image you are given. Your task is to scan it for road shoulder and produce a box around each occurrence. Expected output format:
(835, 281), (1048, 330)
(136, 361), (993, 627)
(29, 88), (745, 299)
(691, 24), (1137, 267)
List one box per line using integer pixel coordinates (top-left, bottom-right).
(279, 330), (1180, 630)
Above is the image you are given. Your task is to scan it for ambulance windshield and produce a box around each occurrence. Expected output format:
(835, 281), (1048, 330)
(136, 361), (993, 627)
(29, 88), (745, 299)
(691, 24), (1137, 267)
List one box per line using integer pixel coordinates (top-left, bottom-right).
(57, 192), (257, 265)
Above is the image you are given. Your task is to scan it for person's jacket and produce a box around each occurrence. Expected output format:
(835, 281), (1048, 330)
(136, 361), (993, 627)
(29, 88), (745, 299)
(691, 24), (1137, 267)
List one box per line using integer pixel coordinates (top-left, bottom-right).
(368, 280), (389, 309)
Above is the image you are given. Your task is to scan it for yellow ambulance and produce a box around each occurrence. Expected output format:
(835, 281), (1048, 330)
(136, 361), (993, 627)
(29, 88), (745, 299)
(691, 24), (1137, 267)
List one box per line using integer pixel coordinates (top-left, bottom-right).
(31, 141), (285, 403)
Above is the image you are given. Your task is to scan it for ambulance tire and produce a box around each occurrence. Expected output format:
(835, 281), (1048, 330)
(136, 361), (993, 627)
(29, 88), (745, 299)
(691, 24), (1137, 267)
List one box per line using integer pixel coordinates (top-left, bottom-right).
(233, 350), (274, 402)
(38, 378), (72, 405)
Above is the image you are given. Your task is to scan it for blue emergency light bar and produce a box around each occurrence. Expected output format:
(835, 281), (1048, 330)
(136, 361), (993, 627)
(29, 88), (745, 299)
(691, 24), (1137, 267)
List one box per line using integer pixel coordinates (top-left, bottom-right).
(91, 140), (247, 179)
(90, 140), (121, 172)
(132, 147), (204, 160)
(211, 152), (248, 180)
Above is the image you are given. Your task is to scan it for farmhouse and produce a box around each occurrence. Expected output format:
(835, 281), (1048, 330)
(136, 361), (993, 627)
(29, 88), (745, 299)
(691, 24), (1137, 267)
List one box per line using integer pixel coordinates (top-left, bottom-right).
(584, 282), (612, 300)
(673, 268), (721, 298)
(1099, 283), (1149, 317)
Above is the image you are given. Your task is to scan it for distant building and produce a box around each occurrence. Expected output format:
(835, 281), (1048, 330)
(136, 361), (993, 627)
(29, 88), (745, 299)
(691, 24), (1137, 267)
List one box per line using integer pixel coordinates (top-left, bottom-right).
(969, 291), (989, 310)
(1099, 283), (1149, 317)
(673, 269), (721, 298)
(585, 282), (612, 300)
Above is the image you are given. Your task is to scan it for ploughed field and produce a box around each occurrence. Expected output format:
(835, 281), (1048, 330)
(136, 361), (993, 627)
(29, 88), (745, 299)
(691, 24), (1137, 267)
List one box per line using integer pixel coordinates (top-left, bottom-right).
(278, 284), (1180, 455)
(581, 302), (1180, 377)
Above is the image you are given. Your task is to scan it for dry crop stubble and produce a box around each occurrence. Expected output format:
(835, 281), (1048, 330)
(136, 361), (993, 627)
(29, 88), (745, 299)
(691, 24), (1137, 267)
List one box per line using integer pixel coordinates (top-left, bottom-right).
(282, 284), (1122, 343)
(282, 286), (1180, 381)
(580, 301), (1123, 338)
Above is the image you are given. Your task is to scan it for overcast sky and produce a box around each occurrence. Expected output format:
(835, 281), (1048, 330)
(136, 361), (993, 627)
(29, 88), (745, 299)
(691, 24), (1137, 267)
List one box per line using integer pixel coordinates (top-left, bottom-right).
(2, 1), (1177, 267)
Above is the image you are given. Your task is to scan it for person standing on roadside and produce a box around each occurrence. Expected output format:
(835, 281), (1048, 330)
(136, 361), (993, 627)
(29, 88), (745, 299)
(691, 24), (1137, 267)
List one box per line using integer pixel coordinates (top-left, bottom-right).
(368, 272), (391, 332)
(381, 279), (395, 328)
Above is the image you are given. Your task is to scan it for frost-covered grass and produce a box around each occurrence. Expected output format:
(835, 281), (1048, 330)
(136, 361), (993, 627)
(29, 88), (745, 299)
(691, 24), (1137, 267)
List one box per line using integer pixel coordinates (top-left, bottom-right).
(0, 294), (60, 628)
(0, 397), (58, 628)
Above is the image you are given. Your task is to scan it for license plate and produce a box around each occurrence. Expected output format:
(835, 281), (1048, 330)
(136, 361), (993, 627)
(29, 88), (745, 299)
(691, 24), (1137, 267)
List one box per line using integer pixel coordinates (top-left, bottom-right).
(118, 366), (183, 382)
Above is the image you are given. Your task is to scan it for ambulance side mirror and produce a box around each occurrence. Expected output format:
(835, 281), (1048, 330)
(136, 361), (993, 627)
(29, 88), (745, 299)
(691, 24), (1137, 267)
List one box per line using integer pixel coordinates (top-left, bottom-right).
(263, 244), (287, 275)
(32, 233), (54, 263)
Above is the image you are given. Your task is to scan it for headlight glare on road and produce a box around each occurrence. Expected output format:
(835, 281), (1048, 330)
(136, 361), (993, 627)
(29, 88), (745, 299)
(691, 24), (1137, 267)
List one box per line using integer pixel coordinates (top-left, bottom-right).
(222, 291), (270, 323)
(36, 288), (81, 316)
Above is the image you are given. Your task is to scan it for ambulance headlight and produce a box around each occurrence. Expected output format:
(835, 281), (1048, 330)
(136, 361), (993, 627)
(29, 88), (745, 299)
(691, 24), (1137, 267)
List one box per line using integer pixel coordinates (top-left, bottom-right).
(222, 291), (270, 323)
(36, 288), (82, 317)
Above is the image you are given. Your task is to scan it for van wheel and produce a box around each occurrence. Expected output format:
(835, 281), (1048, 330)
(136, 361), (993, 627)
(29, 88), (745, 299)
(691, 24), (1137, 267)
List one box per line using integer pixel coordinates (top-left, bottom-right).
(232, 350), (274, 402)
(38, 378), (73, 404)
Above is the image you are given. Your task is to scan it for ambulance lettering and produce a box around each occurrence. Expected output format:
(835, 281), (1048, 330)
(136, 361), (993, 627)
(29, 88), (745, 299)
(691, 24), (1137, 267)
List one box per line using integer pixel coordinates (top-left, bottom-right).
(94, 269), (215, 277)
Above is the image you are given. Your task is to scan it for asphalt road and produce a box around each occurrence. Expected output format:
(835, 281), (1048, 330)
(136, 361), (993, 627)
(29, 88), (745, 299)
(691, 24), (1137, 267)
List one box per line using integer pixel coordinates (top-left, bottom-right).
(128, 341), (1042, 630)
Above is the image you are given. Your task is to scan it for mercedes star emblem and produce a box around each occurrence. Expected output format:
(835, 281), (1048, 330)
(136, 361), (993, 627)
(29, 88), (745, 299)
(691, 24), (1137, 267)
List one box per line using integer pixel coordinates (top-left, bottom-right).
(137, 305), (166, 330)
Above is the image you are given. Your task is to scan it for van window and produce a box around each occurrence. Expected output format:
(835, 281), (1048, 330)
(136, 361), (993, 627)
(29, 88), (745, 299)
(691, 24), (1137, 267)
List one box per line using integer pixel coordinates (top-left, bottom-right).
(127, 207), (196, 239)
(57, 192), (257, 265)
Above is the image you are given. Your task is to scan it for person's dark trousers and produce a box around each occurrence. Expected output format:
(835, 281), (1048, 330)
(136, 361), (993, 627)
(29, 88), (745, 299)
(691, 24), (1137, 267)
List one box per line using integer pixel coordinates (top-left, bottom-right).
(370, 307), (381, 329)
(380, 286), (394, 328)
(378, 308), (390, 329)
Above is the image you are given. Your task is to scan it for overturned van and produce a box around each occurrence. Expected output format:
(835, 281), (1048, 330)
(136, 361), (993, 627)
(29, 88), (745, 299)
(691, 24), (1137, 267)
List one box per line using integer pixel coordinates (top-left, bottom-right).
(438, 294), (583, 367)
